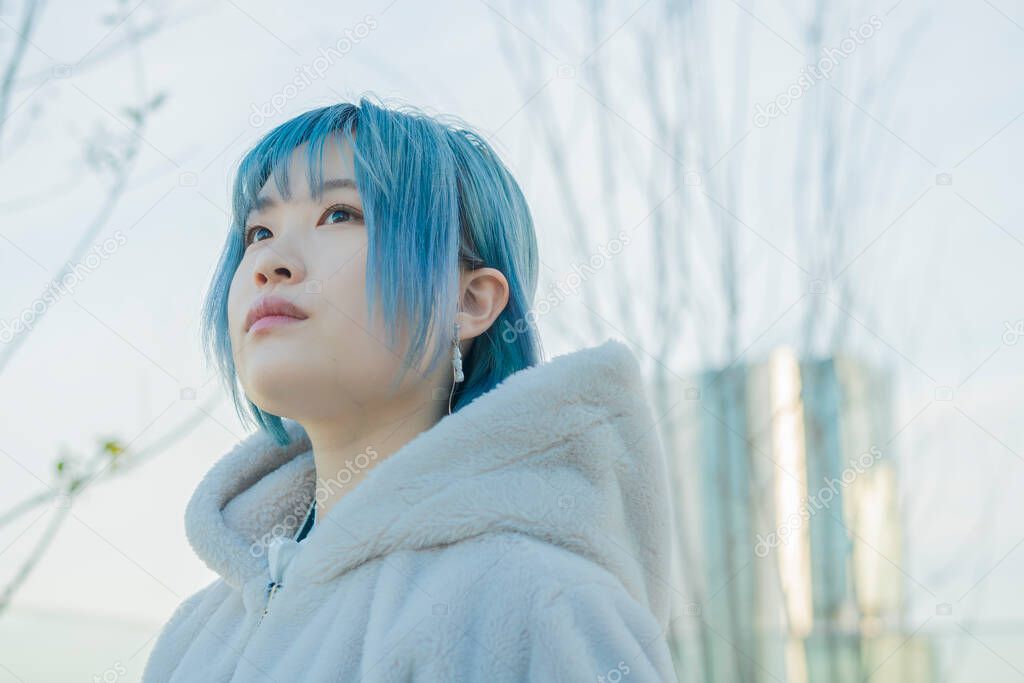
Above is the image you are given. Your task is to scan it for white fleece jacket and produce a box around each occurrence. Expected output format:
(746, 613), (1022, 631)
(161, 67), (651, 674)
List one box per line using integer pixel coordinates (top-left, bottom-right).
(141, 338), (678, 682)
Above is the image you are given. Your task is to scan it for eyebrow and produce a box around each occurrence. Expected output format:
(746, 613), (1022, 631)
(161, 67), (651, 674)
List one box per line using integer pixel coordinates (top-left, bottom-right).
(250, 177), (358, 214)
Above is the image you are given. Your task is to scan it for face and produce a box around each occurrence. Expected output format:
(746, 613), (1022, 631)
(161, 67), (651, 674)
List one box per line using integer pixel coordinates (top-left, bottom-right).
(227, 134), (447, 423)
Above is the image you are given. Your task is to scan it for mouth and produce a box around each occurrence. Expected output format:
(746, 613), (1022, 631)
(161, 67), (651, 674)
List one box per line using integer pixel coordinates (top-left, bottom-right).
(248, 315), (307, 335)
(245, 295), (310, 334)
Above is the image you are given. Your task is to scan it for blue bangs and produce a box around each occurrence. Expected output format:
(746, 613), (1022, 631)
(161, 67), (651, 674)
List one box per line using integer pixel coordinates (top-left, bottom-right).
(200, 95), (542, 445)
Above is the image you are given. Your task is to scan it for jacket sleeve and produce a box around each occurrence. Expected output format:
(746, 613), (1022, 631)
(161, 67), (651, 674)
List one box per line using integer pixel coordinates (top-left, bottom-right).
(524, 580), (677, 682)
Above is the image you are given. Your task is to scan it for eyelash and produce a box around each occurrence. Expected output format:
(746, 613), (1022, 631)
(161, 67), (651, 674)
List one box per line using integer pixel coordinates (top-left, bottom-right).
(243, 204), (363, 247)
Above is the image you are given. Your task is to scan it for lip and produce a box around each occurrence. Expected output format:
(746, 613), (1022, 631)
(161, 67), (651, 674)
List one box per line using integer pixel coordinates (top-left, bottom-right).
(245, 295), (309, 334)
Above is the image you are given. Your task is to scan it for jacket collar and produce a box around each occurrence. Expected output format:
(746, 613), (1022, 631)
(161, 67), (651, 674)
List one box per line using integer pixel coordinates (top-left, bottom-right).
(184, 338), (675, 627)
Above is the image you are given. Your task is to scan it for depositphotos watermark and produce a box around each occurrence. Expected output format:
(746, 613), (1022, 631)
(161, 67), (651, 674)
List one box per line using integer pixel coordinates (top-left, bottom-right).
(1002, 319), (1024, 345)
(596, 660), (631, 682)
(249, 15), (379, 128)
(754, 445), (882, 558)
(501, 230), (632, 343)
(249, 445), (379, 557)
(92, 659), (127, 683)
(753, 15), (883, 128)
(1, 230), (128, 344)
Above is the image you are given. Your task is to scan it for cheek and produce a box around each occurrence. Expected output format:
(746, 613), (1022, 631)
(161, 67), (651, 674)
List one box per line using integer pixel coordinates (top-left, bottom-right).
(318, 268), (379, 355)
(226, 268), (250, 340)
(316, 241), (374, 325)
(314, 255), (413, 378)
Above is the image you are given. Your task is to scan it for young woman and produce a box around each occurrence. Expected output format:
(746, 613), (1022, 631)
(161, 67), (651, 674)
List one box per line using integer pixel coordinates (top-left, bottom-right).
(141, 96), (677, 682)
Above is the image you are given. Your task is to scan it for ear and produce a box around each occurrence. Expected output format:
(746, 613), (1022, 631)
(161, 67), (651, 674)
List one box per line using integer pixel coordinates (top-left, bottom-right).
(456, 267), (510, 342)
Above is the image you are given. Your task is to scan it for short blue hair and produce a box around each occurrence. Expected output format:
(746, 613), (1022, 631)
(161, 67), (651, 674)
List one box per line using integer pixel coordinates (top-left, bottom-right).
(200, 96), (543, 446)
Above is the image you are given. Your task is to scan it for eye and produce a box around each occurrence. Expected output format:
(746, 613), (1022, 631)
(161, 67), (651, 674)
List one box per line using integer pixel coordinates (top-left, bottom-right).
(320, 204), (363, 225)
(242, 204), (362, 247)
(243, 225), (272, 247)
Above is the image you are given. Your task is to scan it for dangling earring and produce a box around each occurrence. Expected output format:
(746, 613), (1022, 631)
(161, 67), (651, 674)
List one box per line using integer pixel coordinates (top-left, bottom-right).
(448, 320), (464, 415)
(452, 320), (464, 383)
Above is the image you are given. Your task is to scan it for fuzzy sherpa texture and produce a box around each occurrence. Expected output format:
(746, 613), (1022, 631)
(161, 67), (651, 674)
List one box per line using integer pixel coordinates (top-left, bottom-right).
(140, 338), (678, 682)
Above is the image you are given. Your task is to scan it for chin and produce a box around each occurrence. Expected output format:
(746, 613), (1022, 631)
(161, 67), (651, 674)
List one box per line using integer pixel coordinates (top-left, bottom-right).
(242, 365), (314, 407)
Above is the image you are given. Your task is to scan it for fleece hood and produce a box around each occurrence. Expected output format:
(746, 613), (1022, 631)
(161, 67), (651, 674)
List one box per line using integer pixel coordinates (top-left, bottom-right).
(184, 338), (676, 627)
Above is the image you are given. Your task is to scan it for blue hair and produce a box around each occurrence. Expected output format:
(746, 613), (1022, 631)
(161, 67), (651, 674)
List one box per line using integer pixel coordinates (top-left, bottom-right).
(200, 96), (543, 446)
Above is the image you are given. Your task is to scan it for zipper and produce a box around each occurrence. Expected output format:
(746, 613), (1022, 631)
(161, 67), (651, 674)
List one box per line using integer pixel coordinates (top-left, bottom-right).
(255, 500), (313, 629)
(258, 581), (282, 626)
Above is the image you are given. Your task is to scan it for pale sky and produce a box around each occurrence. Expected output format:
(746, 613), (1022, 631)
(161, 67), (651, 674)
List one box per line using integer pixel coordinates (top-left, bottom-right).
(1, 0), (1022, 680)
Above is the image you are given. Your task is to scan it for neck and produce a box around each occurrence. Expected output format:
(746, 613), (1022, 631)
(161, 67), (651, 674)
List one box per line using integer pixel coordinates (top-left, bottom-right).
(300, 395), (446, 521)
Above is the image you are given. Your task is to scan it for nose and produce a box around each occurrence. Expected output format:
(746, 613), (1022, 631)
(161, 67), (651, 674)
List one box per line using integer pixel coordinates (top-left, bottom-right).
(251, 244), (306, 287)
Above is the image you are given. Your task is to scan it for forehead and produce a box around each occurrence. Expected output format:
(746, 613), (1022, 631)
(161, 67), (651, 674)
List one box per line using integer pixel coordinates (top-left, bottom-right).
(255, 133), (358, 203)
